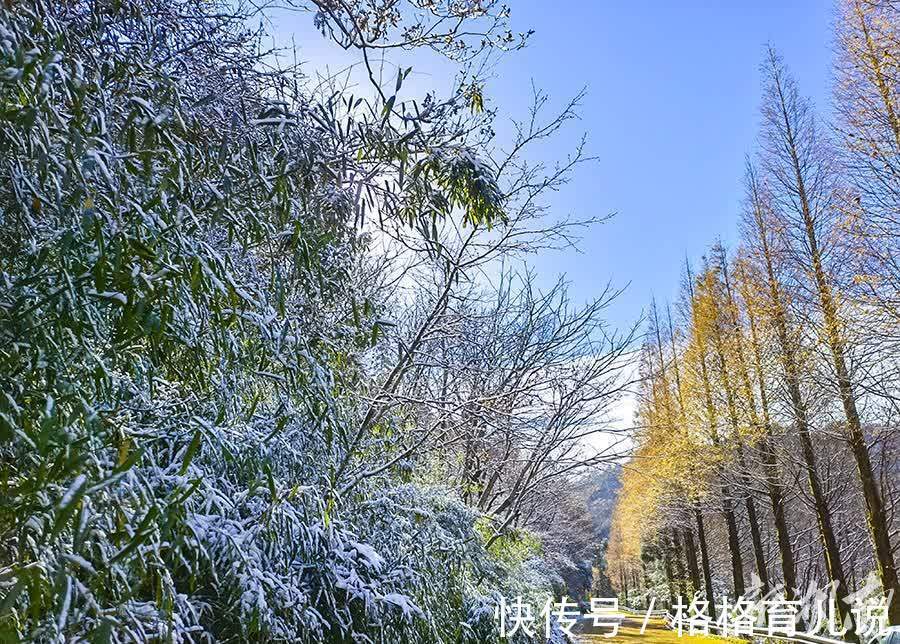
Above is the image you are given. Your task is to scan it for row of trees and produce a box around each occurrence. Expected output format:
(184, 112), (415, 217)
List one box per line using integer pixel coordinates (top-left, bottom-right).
(0, 0), (627, 641)
(609, 0), (900, 630)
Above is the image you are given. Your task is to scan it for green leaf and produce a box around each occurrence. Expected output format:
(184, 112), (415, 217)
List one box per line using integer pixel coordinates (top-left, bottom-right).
(179, 429), (202, 476)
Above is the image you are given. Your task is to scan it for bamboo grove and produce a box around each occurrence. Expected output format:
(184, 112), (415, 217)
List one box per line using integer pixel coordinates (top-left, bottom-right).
(609, 0), (900, 628)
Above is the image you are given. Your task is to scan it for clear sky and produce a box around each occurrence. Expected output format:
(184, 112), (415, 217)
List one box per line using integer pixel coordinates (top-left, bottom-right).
(270, 0), (835, 332)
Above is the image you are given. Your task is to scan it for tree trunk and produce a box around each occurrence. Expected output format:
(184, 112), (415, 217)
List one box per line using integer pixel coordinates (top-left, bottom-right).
(686, 260), (746, 600)
(768, 54), (900, 622)
(683, 527), (702, 598)
(709, 306), (769, 595)
(671, 529), (689, 602)
(746, 163), (851, 612)
(787, 331), (851, 610)
(815, 261), (899, 622)
(662, 537), (677, 609)
(721, 493), (746, 598)
(851, 0), (900, 150)
(743, 493), (768, 592)
(695, 507), (716, 617)
(738, 283), (799, 596)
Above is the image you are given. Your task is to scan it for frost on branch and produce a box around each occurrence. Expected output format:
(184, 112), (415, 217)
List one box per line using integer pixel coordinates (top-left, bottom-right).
(0, 1), (616, 642)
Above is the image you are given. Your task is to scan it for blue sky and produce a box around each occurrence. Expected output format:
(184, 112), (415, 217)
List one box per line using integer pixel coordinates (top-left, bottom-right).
(270, 1), (834, 332)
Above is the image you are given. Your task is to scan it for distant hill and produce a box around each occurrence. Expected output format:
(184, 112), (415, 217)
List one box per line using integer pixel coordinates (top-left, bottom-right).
(585, 465), (622, 542)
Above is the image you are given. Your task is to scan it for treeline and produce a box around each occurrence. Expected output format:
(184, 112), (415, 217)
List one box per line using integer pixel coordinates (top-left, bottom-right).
(609, 0), (900, 629)
(0, 0), (627, 642)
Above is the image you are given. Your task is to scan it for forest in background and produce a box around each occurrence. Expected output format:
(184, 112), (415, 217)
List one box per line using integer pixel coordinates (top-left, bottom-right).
(0, 0), (633, 642)
(609, 0), (900, 635)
